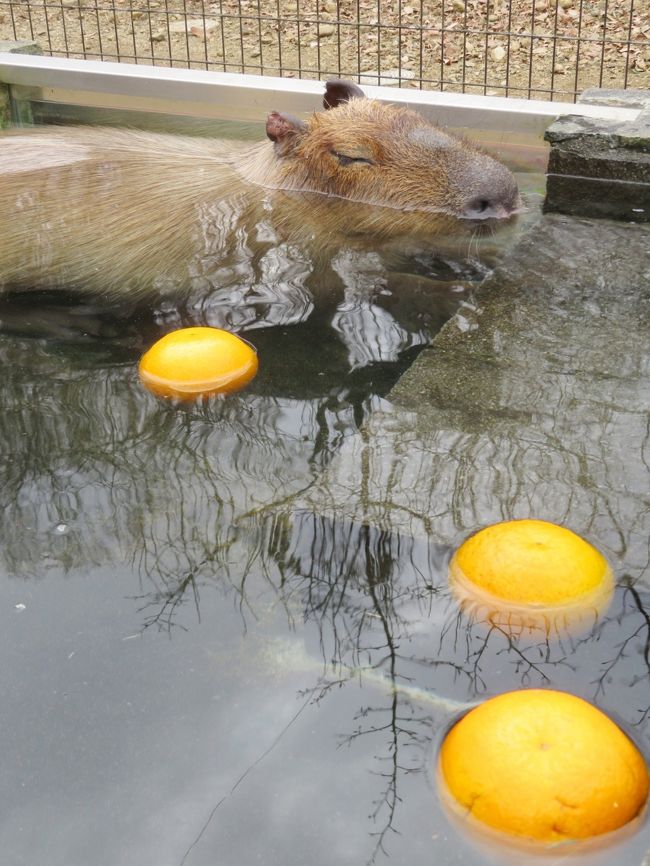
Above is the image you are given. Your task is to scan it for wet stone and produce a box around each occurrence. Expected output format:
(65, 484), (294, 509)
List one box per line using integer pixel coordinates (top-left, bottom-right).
(289, 214), (650, 589)
(544, 93), (650, 221)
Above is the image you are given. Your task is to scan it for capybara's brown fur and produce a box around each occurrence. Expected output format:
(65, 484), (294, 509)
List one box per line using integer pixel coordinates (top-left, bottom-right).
(0, 80), (521, 298)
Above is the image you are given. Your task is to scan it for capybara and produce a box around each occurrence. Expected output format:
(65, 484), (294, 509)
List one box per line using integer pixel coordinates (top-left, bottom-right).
(0, 79), (521, 299)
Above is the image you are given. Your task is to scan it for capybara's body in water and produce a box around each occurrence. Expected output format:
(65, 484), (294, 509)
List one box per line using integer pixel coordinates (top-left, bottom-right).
(0, 80), (521, 300)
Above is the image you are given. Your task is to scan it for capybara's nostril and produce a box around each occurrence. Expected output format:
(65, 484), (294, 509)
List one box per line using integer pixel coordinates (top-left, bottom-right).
(464, 197), (501, 220)
(463, 188), (520, 221)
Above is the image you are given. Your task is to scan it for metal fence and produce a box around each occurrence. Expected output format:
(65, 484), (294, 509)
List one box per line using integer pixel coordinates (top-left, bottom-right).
(1, 0), (648, 101)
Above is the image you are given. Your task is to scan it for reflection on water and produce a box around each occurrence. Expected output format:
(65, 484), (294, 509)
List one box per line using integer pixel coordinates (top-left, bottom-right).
(0, 226), (492, 368)
(1, 178), (648, 865)
(1, 314), (649, 866)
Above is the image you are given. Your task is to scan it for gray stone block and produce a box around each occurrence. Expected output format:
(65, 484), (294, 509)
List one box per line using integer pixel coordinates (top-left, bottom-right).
(578, 87), (650, 110)
(544, 90), (650, 221)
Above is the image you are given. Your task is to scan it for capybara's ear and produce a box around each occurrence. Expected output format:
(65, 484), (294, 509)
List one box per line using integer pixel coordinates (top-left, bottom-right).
(323, 79), (365, 110)
(266, 111), (307, 154)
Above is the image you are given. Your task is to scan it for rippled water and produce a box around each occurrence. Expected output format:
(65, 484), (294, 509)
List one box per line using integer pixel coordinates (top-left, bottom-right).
(2, 129), (647, 866)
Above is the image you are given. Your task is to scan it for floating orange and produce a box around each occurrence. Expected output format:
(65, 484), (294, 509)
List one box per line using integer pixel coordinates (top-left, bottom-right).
(439, 689), (649, 843)
(139, 327), (258, 399)
(448, 519), (613, 633)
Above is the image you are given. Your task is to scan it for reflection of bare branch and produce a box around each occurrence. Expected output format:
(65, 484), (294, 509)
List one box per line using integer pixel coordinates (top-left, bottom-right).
(366, 693), (402, 864)
(591, 582), (650, 723)
(448, 608), (583, 696)
(301, 663), (431, 866)
(361, 551), (413, 864)
(491, 621), (570, 684)
(130, 570), (201, 633)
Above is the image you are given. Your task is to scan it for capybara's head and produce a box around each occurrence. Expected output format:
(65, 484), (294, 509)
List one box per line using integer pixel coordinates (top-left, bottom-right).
(264, 79), (522, 239)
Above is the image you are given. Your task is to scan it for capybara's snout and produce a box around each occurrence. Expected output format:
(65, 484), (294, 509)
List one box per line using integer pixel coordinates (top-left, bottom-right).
(452, 154), (523, 223)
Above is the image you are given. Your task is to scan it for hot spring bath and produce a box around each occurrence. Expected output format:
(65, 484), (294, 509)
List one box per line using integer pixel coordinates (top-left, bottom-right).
(0, 55), (649, 866)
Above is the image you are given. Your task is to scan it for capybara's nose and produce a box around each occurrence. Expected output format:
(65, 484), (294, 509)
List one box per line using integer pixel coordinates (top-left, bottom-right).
(460, 161), (522, 221)
(463, 186), (522, 221)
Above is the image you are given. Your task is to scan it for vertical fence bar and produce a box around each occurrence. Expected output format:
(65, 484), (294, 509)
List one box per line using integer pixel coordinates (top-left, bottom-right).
(128, 0), (138, 63)
(376, 0), (381, 83)
(622, 0), (635, 90)
(255, 0), (264, 75)
(549, 0), (560, 102)
(296, 0), (302, 79)
(356, 0), (361, 82)
(76, 2), (88, 62)
(171, 0), (180, 68)
(199, 0), (210, 70)
(482, 0), (490, 95)
(143, 0), (155, 66)
(397, 0), (404, 87)
(439, 0), (445, 90)
(527, 0), (536, 99)
(460, 0), (467, 94)
(41, 1), (53, 56)
(237, 0), (245, 73)
(218, 0), (226, 71)
(335, 0), (341, 78)
(504, 0), (512, 97)
(109, 0), (120, 63)
(573, 0), (585, 101)
(418, 0), (424, 89)
(93, 0), (104, 59)
(275, 0), (283, 76)
(316, 0), (322, 82)
(7, 0), (19, 40)
(598, 0), (610, 87)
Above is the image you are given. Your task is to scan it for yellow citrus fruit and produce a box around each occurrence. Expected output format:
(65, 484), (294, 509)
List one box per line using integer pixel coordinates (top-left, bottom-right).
(139, 327), (258, 399)
(439, 689), (649, 843)
(449, 519), (611, 607)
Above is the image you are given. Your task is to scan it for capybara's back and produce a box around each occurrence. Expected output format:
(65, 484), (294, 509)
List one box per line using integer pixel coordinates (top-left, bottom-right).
(0, 127), (243, 296)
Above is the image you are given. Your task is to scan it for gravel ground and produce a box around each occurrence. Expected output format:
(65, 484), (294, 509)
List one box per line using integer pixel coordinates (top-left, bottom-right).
(1, 0), (649, 100)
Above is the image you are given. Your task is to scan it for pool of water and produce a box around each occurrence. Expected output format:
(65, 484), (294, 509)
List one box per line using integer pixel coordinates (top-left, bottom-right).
(2, 117), (648, 866)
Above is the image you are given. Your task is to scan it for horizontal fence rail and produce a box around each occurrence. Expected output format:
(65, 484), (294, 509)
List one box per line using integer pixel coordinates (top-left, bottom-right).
(1, 0), (648, 101)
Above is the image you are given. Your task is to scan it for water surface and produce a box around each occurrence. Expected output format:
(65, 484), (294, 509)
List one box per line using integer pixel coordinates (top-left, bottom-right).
(3, 139), (644, 866)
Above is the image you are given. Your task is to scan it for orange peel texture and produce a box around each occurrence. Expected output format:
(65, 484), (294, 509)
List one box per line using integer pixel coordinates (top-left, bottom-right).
(439, 689), (649, 843)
